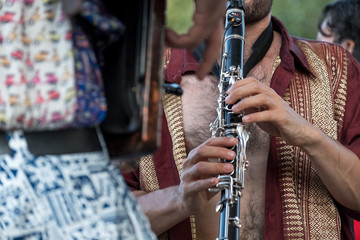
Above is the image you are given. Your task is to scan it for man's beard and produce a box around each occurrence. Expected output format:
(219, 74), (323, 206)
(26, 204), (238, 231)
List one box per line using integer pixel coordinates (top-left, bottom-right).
(245, 0), (273, 24)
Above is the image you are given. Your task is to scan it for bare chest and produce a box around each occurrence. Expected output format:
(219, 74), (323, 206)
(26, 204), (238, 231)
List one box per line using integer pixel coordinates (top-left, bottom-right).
(180, 63), (276, 240)
(180, 50), (277, 239)
(195, 128), (270, 240)
(180, 74), (219, 152)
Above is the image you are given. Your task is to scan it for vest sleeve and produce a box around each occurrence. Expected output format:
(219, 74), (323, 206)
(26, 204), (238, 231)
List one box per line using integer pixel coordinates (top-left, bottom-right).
(341, 55), (360, 159)
(338, 52), (360, 222)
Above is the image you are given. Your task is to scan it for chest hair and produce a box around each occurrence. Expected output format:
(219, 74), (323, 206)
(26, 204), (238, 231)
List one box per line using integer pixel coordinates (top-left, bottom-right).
(180, 67), (273, 152)
(180, 74), (219, 153)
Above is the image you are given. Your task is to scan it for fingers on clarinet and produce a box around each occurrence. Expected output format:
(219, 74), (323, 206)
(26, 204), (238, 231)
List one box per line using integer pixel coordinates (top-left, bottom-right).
(187, 140), (236, 160)
(231, 94), (270, 112)
(185, 178), (219, 193)
(183, 161), (233, 182)
(242, 110), (272, 123)
(199, 146), (236, 162)
(185, 139), (236, 170)
(195, 161), (233, 176)
(205, 137), (238, 147)
(227, 83), (267, 105)
(227, 77), (258, 93)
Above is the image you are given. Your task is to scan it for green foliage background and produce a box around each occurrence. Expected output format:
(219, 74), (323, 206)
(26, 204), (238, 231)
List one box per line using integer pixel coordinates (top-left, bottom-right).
(166, 0), (333, 39)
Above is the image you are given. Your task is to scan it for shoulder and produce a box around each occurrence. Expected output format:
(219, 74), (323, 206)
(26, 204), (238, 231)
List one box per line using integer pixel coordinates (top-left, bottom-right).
(290, 36), (359, 82)
(288, 37), (360, 112)
(291, 36), (352, 65)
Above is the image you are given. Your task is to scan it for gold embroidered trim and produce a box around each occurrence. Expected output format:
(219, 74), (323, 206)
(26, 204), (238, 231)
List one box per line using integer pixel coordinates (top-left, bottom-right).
(139, 90), (194, 239)
(163, 93), (196, 240)
(140, 92), (186, 190)
(190, 215), (197, 240)
(163, 93), (187, 176)
(276, 40), (348, 239)
(272, 55), (281, 75)
(325, 46), (348, 135)
(139, 154), (159, 192)
(139, 145), (168, 240)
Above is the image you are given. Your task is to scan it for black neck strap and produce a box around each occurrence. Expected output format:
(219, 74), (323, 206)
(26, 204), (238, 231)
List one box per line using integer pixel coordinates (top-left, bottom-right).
(243, 21), (273, 77)
(193, 21), (274, 78)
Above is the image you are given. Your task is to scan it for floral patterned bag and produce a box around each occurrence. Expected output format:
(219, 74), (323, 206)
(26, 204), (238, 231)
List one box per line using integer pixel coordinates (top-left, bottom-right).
(0, 0), (76, 130)
(0, 0), (124, 130)
(0, 0), (78, 130)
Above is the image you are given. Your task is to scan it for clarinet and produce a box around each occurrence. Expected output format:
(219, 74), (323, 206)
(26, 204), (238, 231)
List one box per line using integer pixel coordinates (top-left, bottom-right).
(209, 0), (249, 239)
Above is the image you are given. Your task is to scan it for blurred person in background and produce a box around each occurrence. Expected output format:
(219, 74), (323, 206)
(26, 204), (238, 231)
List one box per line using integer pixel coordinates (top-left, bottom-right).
(317, 0), (360, 62)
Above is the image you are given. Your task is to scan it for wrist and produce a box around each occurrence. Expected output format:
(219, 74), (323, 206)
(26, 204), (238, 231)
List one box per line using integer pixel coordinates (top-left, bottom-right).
(300, 125), (326, 155)
(175, 185), (190, 216)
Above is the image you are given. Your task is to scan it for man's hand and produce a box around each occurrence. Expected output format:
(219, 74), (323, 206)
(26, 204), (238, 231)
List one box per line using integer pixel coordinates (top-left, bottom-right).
(177, 137), (236, 215)
(225, 77), (316, 148)
(165, 0), (226, 79)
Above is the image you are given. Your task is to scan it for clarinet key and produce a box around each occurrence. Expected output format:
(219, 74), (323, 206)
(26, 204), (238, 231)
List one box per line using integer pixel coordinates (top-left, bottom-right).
(216, 202), (224, 212)
(232, 216), (242, 228)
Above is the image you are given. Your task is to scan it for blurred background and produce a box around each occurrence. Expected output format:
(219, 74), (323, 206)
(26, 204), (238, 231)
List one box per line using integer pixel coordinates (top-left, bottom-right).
(166, 0), (333, 39)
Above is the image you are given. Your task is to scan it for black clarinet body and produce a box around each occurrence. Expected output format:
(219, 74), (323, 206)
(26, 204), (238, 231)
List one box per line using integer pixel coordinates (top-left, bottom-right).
(223, 0), (245, 126)
(210, 1), (249, 239)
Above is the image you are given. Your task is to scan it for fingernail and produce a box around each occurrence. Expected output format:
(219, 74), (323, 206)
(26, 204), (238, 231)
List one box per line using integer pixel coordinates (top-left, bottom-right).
(224, 164), (233, 171)
(231, 105), (237, 111)
(242, 116), (249, 122)
(228, 150), (235, 157)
